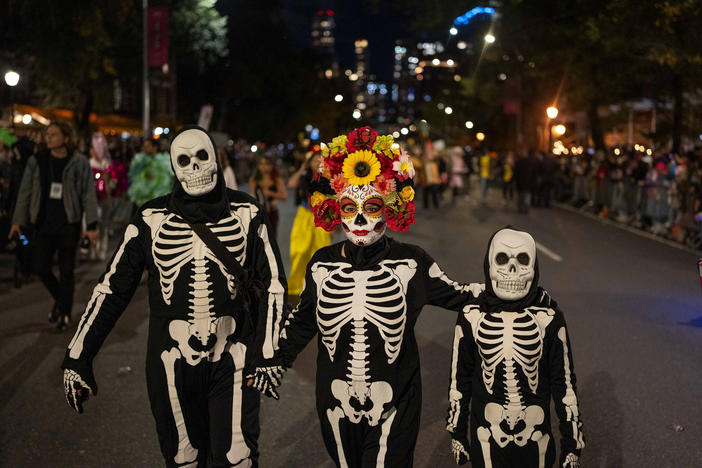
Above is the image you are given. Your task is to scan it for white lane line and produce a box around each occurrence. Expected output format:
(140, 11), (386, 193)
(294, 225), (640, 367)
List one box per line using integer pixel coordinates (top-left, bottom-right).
(535, 241), (563, 262)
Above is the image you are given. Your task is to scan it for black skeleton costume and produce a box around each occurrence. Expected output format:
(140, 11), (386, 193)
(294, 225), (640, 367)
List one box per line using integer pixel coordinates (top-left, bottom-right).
(62, 127), (286, 468)
(446, 227), (584, 468)
(270, 233), (482, 467)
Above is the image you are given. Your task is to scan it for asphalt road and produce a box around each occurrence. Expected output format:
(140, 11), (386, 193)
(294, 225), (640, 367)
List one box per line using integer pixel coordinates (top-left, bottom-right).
(0, 184), (700, 468)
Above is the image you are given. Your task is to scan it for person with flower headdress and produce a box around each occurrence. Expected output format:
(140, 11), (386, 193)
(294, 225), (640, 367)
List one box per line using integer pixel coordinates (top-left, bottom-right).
(246, 126), (485, 467)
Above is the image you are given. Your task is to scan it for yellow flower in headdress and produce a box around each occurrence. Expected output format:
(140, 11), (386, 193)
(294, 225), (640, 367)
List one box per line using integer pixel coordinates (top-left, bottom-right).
(373, 135), (395, 157)
(342, 150), (381, 186)
(320, 143), (330, 158)
(400, 186), (415, 202)
(310, 191), (326, 207)
(329, 135), (348, 156)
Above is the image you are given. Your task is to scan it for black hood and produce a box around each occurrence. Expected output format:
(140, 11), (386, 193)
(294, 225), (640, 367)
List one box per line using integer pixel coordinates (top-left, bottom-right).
(479, 225), (545, 313)
(166, 125), (229, 223)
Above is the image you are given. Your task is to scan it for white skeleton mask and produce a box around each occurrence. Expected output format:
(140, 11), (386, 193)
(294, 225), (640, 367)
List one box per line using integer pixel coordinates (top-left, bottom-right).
(488, 229), (536, 301)
(170, 129), (218, 196)
(339, 185), (386, 246)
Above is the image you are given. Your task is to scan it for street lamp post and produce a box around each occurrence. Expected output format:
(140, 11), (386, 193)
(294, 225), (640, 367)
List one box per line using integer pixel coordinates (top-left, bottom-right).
(4, 70), (20, 129)
(546, 106), (559, 152)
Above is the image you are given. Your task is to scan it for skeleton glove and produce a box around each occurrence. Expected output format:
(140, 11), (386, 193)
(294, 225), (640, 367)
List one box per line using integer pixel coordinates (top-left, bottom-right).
(63, 369), (95, 414)
(562, 453), (581, 468)
(246, 365), (286, 400)
(451, 437), (470, 465)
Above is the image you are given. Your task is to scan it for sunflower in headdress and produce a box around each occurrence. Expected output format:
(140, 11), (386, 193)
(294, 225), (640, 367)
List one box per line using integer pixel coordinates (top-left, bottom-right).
(342, 150), (381, 186)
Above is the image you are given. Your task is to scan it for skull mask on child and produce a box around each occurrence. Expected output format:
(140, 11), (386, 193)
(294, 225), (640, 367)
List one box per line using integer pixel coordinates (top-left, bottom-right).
(488, 228), (536, 300)
(170, 129), (218, 196)
(339, 185), (386, 246)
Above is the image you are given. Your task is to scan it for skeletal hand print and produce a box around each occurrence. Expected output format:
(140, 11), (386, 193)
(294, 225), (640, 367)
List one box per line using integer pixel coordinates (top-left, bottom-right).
(562, 453), (580, 468)
(63, 369), (94, 414)
(451, 438), (470, 465)
(247, 366), (285, 400)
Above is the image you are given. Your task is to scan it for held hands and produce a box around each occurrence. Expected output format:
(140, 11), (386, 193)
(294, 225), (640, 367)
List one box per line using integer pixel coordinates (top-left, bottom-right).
(246, 365), (285, 400)
(63, 369), (95, 414)
(451, 437), (470, 465)
(7, 224), (21, 240)
(562, 453), (581, 468)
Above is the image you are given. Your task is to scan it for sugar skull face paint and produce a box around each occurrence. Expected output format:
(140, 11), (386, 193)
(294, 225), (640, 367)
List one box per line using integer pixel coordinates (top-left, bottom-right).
(339, 185), (386, 246)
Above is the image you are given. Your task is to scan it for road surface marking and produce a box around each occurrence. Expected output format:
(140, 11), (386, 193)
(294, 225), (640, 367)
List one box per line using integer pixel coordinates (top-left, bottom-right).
(535, 241), (563, 262)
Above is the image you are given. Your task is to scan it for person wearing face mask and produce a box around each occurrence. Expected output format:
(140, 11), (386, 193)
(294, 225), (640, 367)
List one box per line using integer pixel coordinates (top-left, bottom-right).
(446, 227), (584, 468)
(61, 126), (286, 467)
(247, 127), (485, 467)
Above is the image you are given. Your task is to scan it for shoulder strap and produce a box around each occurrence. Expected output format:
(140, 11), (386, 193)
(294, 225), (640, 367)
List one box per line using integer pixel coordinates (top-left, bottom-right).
(189, 222), (249, 285)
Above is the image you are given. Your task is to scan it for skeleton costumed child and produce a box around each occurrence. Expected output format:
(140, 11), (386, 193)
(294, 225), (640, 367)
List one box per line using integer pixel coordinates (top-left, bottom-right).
(248, 127), (483, 467)
(62, 126), (286, 468)
(447, 227), (584, 468)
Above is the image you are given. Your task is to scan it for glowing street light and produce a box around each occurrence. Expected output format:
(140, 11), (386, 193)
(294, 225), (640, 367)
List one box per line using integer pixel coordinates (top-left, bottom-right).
(444, 107), (453, 115)
(476, 132), (486, 141)
(465, 121), (474, 129)
(553, 124), (566, 136)
(484, 34), (496, 44)
(546, 106), (559, 119)
(449, 27), (458, 36)
(4, 70), (19, 87)
(21, 114), (32, 125)
(334, 94), (344, 102)
(457, 41), (467, 50)
(400, 127), (409, 135)
(352, 109), (362, 120)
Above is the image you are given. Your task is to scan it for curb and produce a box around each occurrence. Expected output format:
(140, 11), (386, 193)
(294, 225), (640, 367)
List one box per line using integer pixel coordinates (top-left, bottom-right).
(554, 202), (702, 256)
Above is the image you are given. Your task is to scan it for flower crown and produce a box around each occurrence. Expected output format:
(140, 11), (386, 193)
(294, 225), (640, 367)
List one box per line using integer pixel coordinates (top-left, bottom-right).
(310, 126), (416, 232)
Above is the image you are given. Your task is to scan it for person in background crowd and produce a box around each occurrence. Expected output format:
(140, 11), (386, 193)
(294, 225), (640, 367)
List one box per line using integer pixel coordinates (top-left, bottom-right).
(286, 146), (330, 297)
(89, 132), (112, 260)
(514, 151), (535, 214)
(127, 137), (173, 208)
(449, 145), (468, 204)
(423, 140), (441, 209)
(249, 154), (286, 238)
(479, 150), (491, 202)
(502, 151), (515, 202)
(8, 121), (99, 331)
(540, 152), (558, 208)
(219, 147), (238, 190)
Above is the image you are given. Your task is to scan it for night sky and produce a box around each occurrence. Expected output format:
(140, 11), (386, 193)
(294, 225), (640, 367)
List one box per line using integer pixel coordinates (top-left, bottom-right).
(282, 0), (410, 82)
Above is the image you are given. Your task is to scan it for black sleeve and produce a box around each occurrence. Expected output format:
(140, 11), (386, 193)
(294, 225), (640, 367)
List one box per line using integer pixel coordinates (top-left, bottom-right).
(421, 250), (483, 311)
(247, 208), (287, 361)
(548, 309), (585, 462)
(446, 309), (477, 444)
(62, 217), (148, 385)
(277, 259), (318, 368)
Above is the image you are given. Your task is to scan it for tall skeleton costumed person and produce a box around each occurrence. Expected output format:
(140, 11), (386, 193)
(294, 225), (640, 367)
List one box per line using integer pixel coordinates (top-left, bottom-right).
(446, 227), (584, 468)
(61, 126), (286, 468)
(249, 127), (483, 467)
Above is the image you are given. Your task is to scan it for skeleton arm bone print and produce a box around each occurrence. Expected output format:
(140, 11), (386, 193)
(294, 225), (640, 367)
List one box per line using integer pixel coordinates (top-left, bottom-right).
(62, 219), (147, 403)
(447, 309), (477, 465)
(549, 310), (585, 466)
(422, 250), (484, 311)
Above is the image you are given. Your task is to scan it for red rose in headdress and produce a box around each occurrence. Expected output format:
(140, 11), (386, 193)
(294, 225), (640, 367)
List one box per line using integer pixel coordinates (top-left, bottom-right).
(372, 174), (396, 197)
(346, 126), (378, 152)
(386, 201), (416, 232)
(322, 155), (344, 178)
(377, 152), (396, 179)
(313, 198), (342, 231)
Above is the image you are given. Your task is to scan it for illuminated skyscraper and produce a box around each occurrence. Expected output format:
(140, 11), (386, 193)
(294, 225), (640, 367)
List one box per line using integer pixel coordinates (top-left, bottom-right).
(312, 9), (338, 78)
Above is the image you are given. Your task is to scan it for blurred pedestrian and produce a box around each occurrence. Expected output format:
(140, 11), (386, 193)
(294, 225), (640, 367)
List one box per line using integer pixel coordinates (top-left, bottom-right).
(249, 155), (286, 238)
(423, 140), (441, 209)
(127, 137), (173, 208)
(514, 151), (534, 214)
(449, 145), (468, 204)
(286, 147), (330, 297)
(89, 132), (112, 260)
(219, 147), (238, 190)
(479, 150), (491, 201)
(540, 152), (558, 208)
(502, 152), (515, 201)
(8, 121), (99, 331)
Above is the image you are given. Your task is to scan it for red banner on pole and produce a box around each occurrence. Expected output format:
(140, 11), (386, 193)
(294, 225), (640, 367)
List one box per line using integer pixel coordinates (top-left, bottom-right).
(148, 7), (169, 68)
